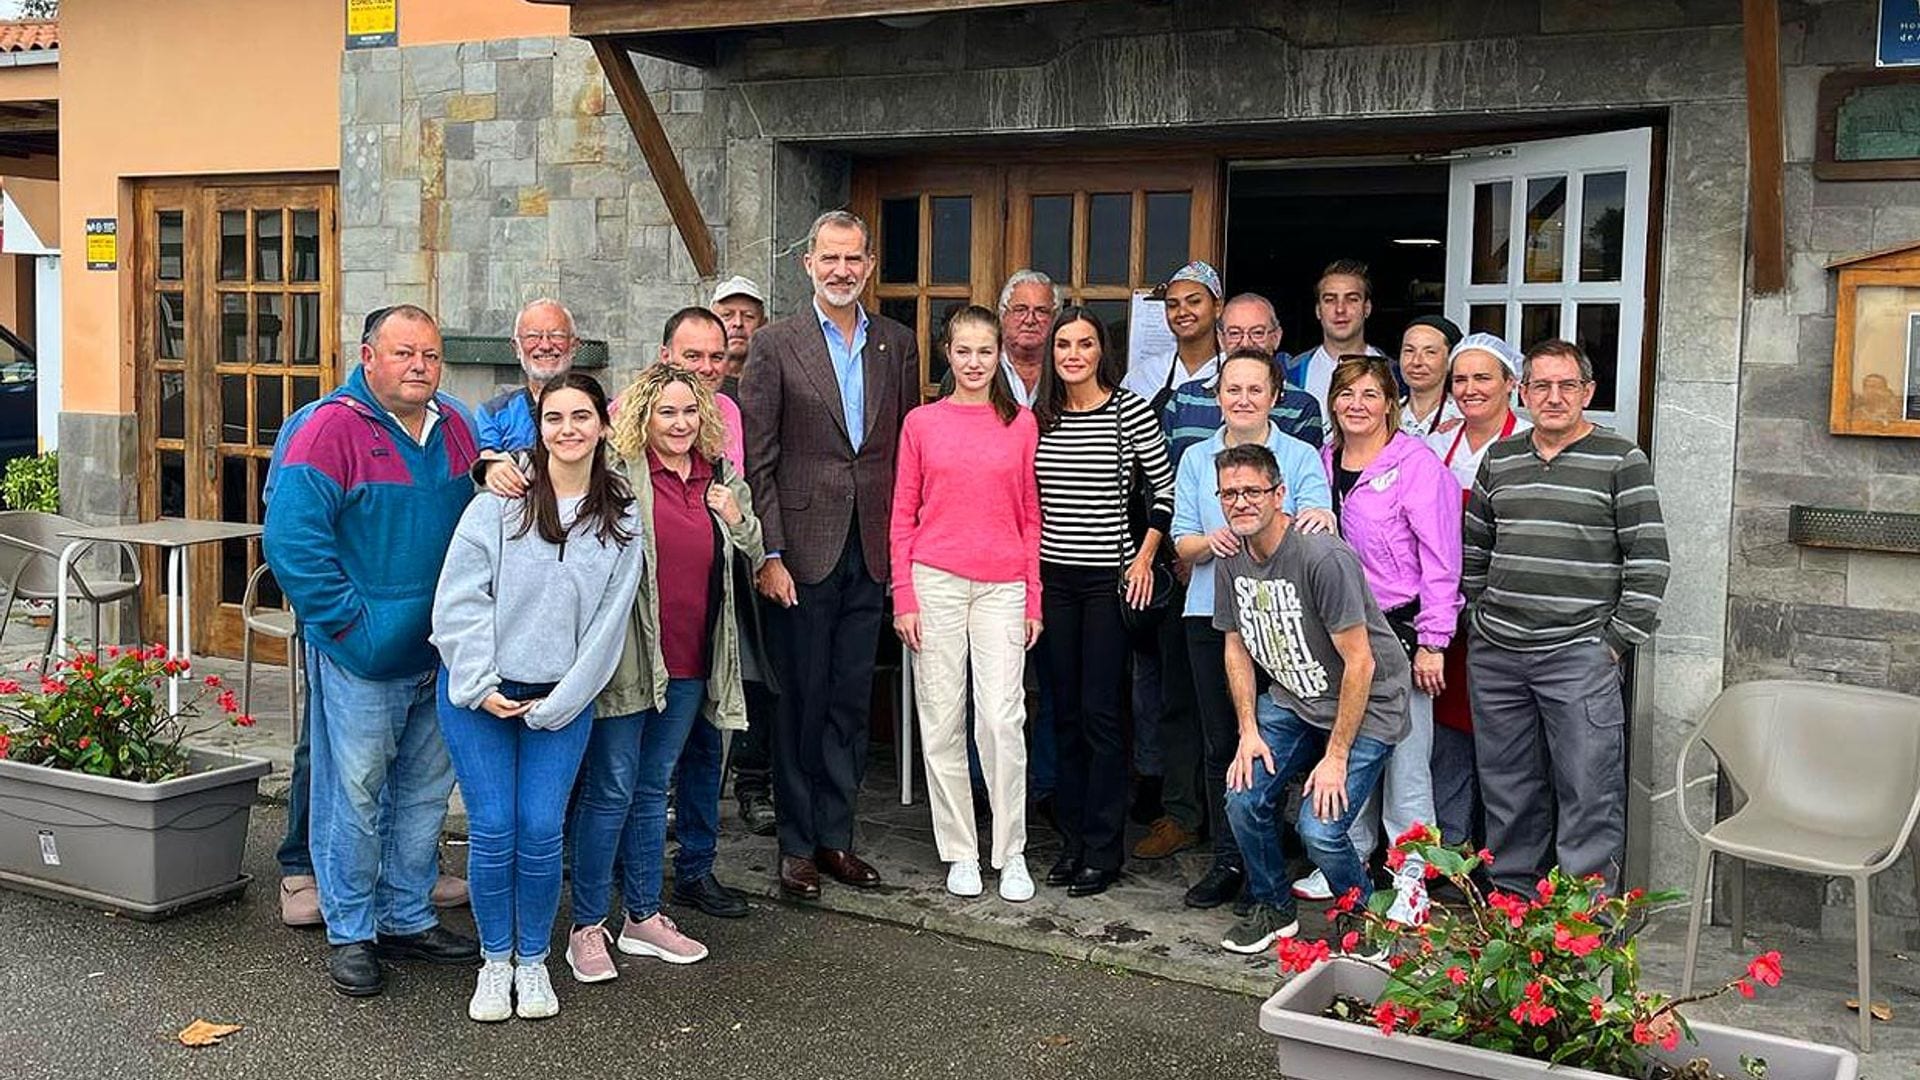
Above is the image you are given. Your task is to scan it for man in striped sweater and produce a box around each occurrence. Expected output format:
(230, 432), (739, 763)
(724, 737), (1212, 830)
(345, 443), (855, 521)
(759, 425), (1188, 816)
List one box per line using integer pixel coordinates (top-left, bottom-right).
(1462, 339), (1668, 896)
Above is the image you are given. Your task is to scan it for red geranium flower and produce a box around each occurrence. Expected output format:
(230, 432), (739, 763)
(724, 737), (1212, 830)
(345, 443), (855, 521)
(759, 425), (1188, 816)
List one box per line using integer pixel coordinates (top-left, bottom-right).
(1445, 966), (1467, 986)
(1746, 950), (1783, 988)
(1589, 996), (1606, 1021)
(1535, 878), (1556, 904)
(1554, 923), (1603, 957)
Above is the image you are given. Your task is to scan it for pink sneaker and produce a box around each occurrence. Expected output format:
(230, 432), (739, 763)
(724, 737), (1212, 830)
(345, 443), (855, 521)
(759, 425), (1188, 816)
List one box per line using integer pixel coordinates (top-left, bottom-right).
(565, 923), (619, 983)
(617, 912), (709, 964)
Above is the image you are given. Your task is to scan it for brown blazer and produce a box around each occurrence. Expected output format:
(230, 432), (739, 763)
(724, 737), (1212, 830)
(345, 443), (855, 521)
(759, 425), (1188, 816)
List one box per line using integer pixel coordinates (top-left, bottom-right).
(739, 305), (920, 587)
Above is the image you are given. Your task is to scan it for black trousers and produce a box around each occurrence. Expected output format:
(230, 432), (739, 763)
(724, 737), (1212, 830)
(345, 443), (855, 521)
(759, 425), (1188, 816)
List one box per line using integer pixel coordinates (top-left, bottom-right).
(770, 520), (886, 858)
(1155, 581), (1205, 834)
(729, 561), (776, 799)
(1185, 617), (1243, 869)
(1042, 562), (1129, 872)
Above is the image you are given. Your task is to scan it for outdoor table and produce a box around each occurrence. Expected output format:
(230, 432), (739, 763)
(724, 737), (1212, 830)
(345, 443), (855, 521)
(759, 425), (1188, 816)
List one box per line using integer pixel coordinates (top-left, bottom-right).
(53, 519), (265, 714)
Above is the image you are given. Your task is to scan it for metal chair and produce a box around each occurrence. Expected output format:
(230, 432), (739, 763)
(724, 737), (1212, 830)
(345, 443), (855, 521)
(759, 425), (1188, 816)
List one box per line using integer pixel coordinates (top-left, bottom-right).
(0, 510), (141, 666)
(240, 563), (300, 729)
(1676, 679), (1920, 1051)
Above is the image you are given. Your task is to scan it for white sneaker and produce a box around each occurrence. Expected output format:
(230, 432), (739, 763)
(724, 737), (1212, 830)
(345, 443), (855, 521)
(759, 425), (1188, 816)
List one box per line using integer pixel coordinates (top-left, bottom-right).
(1292, 868), (1333, 901)
(467, 959), (513, 1023)
(514, 960), (560, 1020)
(947, 859), (983, 898)
(998, 856), (1035, 903)
(1385, 871), (1431, 926)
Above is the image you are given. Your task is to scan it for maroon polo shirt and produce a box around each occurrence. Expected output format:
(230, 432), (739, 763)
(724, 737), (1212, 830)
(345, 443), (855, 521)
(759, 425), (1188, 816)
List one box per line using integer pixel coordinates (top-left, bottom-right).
(646, 447), (716, 679)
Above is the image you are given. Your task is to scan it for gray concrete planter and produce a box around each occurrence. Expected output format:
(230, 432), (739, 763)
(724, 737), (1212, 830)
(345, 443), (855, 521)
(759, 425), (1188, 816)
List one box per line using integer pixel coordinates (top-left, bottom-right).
(1260, 957), (1858, 1080)
(0, 749), (271, 919)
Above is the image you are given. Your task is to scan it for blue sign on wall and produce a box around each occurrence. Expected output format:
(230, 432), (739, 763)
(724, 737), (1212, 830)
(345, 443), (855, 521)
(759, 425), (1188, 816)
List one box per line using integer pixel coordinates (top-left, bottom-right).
(1882, 0), (1920, 67)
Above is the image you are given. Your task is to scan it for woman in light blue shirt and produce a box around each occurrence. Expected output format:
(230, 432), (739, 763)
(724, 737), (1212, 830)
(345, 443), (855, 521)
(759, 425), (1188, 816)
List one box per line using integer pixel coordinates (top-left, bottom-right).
(1167, 348), (1334, 911)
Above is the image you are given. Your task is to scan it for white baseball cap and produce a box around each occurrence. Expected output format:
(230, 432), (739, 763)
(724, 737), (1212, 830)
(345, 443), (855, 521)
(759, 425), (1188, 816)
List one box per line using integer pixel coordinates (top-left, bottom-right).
(710, 275), (765, 306)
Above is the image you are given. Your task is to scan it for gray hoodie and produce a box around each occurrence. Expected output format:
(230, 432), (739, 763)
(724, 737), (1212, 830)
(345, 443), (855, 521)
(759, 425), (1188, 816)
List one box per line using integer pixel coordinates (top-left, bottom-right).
(431, 490), (644, 729)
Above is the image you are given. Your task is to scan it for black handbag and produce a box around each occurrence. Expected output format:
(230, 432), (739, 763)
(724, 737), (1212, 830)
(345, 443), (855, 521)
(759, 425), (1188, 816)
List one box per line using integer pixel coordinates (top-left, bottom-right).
(1113, 396), (1173, 642)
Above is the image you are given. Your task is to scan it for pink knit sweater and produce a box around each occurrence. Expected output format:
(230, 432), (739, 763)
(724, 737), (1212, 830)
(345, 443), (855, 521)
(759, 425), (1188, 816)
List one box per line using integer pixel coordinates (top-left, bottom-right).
(888, 399), (1042, 618)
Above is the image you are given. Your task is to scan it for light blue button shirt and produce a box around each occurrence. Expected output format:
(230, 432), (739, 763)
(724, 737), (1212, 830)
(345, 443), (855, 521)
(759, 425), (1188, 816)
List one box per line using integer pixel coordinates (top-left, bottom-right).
(816, 300), (869, 450)
(1171, 421), (1334, 618)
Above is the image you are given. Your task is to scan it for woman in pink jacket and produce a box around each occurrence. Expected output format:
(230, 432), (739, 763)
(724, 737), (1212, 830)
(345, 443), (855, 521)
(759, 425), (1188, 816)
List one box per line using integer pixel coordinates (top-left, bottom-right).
(1318, 355), (1462, 923)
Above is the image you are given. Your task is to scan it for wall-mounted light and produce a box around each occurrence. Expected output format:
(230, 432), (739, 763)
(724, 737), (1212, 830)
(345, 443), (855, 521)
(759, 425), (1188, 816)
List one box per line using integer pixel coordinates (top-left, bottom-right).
(1392, 238), (1444, 247)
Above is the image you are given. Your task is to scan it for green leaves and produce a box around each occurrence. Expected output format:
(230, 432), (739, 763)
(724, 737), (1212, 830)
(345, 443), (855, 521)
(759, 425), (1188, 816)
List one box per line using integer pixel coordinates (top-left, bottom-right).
(0, 646), (239, 783)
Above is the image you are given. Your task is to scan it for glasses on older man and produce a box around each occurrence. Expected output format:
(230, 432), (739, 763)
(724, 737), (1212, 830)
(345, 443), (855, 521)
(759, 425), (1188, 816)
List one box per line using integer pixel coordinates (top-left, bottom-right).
(1220, 326), (1275, 346)
(1523, 378), (1590, 399)
(1005, 304), (1055, 323)
(518, 330), (575, 346)
(1216, 484), (1279, 505)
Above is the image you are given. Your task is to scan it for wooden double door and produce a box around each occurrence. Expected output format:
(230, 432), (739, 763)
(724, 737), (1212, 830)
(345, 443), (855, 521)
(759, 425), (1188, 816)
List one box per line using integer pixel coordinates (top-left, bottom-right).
(852, 159), (1220, 398)
(133, 177), (341, 659)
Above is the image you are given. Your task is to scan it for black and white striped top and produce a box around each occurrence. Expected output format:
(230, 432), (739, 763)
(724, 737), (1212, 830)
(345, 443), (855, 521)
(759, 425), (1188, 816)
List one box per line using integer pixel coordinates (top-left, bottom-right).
(1034, 389), (1176, 569)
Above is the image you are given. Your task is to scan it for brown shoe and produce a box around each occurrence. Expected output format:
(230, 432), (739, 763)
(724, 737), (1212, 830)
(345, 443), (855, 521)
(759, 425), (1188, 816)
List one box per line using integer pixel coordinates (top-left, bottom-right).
(1132, 817), (1199, 861)
(279, 874), (324, 928)
(778, 855), (821, 900)
(815, 847), (882, 889)
(430, 872), (470, 909)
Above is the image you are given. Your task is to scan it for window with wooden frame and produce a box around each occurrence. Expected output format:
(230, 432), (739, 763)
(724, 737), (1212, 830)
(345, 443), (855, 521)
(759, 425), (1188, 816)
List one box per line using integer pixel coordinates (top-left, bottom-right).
(133, 177), (339, 659)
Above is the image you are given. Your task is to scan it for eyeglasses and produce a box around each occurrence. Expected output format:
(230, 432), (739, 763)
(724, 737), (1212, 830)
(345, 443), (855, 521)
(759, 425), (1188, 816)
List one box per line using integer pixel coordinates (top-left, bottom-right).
(1216, 484), (1279, 504)
(1220, 326), (1275, 345)
(1005, 305), (1056, 322)
(518, 331), (576, 346)
(1523, 379), (1590, 398)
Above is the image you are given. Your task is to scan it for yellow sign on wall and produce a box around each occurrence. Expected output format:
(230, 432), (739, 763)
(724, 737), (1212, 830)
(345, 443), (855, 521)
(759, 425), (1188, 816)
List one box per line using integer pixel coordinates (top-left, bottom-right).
(85, 218), (116, 271)
(346, 0), (398, 50)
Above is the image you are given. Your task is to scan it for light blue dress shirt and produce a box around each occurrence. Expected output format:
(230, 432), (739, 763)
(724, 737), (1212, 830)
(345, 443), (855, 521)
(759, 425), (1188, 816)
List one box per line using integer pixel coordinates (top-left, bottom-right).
(815, 300), (869, 451)
(1170, 420), (1333, 618)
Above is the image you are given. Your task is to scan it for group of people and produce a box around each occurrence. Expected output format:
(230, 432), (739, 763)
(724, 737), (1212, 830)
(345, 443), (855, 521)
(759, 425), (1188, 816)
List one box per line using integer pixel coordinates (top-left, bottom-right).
(259, 206), (1671, 1021)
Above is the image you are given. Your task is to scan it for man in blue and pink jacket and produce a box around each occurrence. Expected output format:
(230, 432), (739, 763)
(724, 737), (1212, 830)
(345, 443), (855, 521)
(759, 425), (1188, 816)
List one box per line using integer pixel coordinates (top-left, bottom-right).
(264, 304), (481, 997)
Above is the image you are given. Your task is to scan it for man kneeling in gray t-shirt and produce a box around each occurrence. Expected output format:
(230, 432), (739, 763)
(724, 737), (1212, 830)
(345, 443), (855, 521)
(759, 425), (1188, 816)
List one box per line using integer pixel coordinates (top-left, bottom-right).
(1210, 442), (1410, 956)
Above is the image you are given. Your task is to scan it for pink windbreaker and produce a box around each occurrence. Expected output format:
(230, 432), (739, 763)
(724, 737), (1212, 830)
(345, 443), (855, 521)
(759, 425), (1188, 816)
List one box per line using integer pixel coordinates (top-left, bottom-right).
(1321, 431), (1464, 649)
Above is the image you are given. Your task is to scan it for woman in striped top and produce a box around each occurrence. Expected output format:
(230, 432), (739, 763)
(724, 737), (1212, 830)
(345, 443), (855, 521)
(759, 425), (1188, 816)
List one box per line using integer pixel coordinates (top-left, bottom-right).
(1032, 307), (1175, 897)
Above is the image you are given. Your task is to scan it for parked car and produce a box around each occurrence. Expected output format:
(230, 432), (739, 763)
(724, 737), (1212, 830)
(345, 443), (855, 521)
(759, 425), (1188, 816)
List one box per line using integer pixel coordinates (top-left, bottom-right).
(0, 324), (37, 469)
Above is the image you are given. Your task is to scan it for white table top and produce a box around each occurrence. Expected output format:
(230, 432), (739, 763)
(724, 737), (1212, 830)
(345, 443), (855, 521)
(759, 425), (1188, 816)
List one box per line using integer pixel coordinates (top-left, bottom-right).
(56, 518), (265, 549)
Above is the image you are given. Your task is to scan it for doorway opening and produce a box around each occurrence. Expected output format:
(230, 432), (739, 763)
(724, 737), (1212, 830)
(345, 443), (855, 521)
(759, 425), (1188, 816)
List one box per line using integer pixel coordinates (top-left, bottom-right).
(1224, 160), (1450, 365)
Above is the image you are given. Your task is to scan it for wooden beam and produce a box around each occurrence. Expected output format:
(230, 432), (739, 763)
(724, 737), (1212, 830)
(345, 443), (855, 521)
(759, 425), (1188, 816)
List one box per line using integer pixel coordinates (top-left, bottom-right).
(565, 0), (1076, 38)
(1742, 0), (1786, 294)
(590, 36), (717, 278)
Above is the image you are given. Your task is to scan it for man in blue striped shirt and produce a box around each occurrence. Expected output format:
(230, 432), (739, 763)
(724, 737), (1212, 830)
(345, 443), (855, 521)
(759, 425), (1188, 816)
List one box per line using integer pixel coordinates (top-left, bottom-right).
(1461, 339), (1669, 897)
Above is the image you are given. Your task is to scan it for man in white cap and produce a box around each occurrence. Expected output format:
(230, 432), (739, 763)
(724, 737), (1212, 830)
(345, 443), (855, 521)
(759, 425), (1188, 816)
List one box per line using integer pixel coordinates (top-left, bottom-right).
(711, 275), (766, 397)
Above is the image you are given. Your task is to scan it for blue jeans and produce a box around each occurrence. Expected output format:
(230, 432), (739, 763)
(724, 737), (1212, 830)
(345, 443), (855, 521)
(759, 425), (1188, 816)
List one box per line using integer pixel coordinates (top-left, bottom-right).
(569, 679), (706, 925)
(307, 645), (454, 946)
(1225, 695), (1394, 909)
(437, 671), (594, 963)
(672, 717), (725, 883)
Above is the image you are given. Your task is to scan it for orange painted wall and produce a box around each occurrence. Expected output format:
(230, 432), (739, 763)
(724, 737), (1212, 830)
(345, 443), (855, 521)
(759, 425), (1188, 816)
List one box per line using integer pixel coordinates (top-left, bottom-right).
(61, 0), (572, 415)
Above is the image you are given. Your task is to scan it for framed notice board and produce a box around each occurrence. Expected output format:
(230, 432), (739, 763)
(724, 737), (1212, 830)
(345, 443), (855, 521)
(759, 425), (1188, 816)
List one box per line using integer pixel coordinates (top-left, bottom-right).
(1816, 68), (1920, 180)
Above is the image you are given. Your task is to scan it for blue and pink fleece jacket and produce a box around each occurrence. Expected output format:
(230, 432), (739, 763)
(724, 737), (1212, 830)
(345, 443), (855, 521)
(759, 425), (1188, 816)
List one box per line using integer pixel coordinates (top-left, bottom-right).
(263, 367), (479, 681)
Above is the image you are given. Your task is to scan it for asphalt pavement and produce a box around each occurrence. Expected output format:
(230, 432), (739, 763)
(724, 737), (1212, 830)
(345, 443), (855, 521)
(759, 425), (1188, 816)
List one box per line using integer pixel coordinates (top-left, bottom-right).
(1, 806), (1275, 1080)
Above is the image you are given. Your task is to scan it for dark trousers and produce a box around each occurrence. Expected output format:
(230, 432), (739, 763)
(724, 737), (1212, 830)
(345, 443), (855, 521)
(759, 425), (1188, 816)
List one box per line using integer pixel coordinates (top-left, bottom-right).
(1042, 562), (1129, 872)
(1155, 583), (1204, 833)
(277, 673), (316, 877)
(770, 521), (885, 858)
(1183, 617), (1241, 868)
(732, 677), (776, 800)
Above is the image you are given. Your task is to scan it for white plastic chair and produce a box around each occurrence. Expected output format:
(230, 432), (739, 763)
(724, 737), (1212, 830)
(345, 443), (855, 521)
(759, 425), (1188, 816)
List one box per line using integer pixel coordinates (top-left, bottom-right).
(240, 563), (301, 734)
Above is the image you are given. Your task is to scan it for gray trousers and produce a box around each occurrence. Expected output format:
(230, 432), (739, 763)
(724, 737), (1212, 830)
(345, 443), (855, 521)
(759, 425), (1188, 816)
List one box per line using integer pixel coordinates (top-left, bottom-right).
(1467, 631), (1627, 895)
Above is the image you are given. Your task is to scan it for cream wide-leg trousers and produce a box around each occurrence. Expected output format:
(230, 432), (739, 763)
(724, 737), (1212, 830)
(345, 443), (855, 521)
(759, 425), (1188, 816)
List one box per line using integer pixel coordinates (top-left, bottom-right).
(910, 563), (1029, 869)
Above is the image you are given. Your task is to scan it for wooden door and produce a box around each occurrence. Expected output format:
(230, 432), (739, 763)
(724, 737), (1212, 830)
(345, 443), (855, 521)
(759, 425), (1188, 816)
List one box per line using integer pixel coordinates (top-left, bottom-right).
(1005, 160), (1220, 358)
(133, 178), (340, 659)
(852, 163), (1004, 398)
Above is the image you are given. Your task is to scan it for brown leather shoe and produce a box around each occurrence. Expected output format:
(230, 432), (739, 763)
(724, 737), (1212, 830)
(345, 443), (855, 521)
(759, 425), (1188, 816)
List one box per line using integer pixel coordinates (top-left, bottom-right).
(778, 855), (821, 900)
(1132, 816), (1200, 860)
(815, 847), (882, 889)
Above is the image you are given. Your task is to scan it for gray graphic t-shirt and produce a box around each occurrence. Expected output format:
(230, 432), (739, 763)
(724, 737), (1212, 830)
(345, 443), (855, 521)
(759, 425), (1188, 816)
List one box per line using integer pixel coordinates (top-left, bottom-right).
(1212, 525), (1410, 745)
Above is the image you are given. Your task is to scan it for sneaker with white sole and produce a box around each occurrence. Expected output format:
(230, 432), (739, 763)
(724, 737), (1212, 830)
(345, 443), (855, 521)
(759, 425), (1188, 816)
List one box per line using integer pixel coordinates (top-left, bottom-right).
(998, 856), (1035, 903)
(1291, 868), (1332, 901)
(947, 859), (983, 898)
(1385, 871), (1430, 926)
(617, 912), (709, 964)
(565, 923), (618, 983)
(468, 959), (513, 1022)
(514, 960), (560, 1020)
(1221, 901), (1300, 954)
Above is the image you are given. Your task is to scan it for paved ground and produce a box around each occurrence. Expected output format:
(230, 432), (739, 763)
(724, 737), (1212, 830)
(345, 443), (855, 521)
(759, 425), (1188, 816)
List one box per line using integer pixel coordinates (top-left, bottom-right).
(0, 807), (1276, 1080)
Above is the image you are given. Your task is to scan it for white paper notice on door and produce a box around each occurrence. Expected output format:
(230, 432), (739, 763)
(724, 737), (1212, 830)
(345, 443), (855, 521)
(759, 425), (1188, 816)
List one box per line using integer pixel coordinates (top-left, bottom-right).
(1127, 289), (1177, 390)
(38, 829), (59, 866)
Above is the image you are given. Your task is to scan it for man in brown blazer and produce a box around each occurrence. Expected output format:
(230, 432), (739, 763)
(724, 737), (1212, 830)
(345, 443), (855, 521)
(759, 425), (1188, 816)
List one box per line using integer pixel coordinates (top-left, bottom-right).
(739, 209), (920, 899)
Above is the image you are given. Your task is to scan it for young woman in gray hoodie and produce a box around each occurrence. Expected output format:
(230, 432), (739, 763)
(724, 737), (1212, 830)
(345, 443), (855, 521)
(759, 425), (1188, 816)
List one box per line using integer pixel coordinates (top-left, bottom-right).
(430, 372), (644, 1023)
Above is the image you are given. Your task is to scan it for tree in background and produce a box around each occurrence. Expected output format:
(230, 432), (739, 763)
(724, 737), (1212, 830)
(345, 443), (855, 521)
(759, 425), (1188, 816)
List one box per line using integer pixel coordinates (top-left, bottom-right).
(16, 1), (56, 19)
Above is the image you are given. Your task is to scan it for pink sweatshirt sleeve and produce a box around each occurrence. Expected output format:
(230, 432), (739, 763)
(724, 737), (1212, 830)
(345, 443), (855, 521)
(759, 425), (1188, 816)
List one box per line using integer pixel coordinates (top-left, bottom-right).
(1019, 413), (1043, 620)
(1408, 451), (1465, 648)
(888, 410), (926, 615)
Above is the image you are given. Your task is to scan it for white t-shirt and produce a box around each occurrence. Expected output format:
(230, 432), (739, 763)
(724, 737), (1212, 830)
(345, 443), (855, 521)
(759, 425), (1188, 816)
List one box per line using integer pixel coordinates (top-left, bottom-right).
(1400, 396), (1463, 438)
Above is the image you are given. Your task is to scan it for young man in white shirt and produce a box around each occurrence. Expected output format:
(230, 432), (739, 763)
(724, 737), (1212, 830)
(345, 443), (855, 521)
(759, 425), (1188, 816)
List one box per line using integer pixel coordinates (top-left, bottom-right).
(1289, 259), (1383, 439)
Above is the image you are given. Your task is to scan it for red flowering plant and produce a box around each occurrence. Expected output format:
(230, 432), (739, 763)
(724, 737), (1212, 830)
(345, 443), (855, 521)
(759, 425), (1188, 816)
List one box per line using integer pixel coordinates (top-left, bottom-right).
(0, 644), (255, 783)
(1277, 823), (1786, 1079)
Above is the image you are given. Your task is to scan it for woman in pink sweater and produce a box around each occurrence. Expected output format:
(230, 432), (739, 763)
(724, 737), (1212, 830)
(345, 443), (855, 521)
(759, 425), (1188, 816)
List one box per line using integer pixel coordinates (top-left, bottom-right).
(890, 305), (1043, 903)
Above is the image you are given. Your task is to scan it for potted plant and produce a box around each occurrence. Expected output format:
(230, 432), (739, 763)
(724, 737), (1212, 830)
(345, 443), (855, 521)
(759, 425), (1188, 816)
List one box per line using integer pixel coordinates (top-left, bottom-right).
(1259, 826), (1858, 1080)
(0, 644), (269, 918)
(4, 450), (60, 626)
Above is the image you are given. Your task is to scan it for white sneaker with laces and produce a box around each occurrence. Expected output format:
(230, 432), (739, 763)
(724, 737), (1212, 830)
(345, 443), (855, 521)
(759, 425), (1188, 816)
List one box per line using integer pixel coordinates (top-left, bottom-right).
(514, 960), (560, 1020)
(947, 859), (983, 898)
(468, 959), (513, 1023)
(1385, 870), (1431, 926)
(1292, 868), (1333, 901)
(998, 855), (1035, 903)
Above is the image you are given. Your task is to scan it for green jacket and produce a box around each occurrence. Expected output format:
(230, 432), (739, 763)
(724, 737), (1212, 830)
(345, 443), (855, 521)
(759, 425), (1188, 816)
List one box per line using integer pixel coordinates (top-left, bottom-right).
(595, 454), (764, 730)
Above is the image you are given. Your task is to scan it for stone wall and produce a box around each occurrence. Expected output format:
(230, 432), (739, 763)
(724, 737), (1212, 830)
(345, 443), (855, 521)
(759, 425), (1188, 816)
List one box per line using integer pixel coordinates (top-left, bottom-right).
(1725, 0), (1920, 946)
